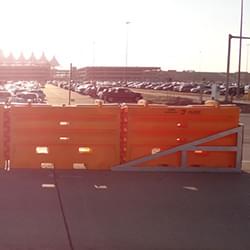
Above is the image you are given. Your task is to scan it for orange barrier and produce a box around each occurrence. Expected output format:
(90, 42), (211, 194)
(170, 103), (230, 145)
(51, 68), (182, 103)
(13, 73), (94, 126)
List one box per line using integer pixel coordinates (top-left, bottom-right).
(121, 103), (240, 169)
(0, 105), (6, 168)
(9, 104), (120, 169)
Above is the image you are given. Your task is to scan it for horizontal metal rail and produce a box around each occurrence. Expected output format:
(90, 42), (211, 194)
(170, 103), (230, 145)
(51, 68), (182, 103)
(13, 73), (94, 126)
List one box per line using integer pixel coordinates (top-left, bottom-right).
(112, 125), (244, 173)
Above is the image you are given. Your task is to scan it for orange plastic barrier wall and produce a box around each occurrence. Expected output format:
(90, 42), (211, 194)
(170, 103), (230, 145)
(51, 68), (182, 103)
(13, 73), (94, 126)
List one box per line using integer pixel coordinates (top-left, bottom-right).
(9, 105), (120, 169)
(121, 104), (240, 168)
(0, 105), (5, 168)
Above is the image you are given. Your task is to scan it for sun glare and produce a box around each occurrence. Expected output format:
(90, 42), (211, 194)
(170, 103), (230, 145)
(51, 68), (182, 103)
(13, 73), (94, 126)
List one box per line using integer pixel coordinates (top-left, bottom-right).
(0, 0), (249, 71)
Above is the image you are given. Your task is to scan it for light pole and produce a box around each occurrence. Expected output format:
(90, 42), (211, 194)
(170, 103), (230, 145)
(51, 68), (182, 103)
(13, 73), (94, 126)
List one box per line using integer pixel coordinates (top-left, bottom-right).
(92, 41), (96, 66)
(125, 21), (130, 67)
(246, 44), (250, 72)
(124, 21), (130, 83)
(237, 0), (244, 97)
(225, 34), (250, 102)
(68, 63), (72, 105)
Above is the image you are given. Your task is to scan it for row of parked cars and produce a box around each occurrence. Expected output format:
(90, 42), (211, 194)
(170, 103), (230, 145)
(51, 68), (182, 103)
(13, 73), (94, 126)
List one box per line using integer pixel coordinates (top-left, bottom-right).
(0, 81), (46, 104)
(125, 81), (248, 96)
(49, 80), (143, 103)
(49, 79), (249, 99)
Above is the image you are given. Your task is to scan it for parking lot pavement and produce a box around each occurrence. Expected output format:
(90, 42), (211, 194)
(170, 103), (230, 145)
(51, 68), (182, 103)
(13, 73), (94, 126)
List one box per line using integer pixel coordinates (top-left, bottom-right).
(0, 169), (249, 250)
(55, 170), (250, 250)
(43, 84), (94, 105)
(0, 170), (70, 250)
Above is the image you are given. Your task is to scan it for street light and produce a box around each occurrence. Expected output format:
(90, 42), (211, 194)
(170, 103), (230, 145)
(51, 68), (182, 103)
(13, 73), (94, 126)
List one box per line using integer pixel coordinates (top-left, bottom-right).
(124, 21), (131, 83)
(246, 44), (250, 72)
(225, 34), (250, 102)
(92, 41), (96, 66)
(237, 0), (244, 97)
(125, 21), (130, 67)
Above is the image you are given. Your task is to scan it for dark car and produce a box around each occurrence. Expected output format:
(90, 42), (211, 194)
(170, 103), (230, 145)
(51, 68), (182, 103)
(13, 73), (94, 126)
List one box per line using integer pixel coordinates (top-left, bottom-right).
(220, 86), (245, 96)
(178, 83), (197, 92)
(102, 88), (143, 103)
(16, 92), (40, 103)
(96, 86), (111, 99)
(29, 89), (46, 102)
(84, 86), (98, 97)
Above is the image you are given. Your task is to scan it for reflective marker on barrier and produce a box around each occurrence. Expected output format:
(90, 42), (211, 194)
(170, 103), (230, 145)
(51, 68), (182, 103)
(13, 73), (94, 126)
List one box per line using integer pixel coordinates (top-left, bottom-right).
(183, 186), (198, 191)
(73, 163), (87, 169)
(94, 185), (107, 189)
(194, 150), (204, 154)
(79, 147), (92, 153)
(40, 163), (54, 169)
(42, 184), (55, 188)
(59, 137), (70, 141)
(36, 147), (49, 154)
(176, 138), (186, 143)
(152, 148), (161, 154)
(59, 121), (70, 126)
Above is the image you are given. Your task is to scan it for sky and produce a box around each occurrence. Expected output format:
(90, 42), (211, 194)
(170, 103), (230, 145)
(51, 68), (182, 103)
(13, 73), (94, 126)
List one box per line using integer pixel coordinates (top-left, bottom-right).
(0, 0), (250, 72)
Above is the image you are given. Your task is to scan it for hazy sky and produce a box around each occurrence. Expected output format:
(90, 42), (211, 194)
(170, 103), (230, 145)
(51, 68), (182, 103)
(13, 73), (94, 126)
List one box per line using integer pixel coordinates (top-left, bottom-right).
(1, 0), (250, 72)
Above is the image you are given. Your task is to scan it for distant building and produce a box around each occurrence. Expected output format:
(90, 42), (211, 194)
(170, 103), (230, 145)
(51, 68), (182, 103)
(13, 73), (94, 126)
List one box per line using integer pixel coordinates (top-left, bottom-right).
(72, 66), (250, 83)
(0, 50), (59, 82)
(2, 50), (248, 84)
(54, 66), (250, 84)
(75, 66), (161, 81)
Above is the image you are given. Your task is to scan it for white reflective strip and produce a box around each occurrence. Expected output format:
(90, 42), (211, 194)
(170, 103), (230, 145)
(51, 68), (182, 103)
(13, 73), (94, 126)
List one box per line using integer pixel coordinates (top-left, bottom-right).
(59, 121), (70, 126)
(94, 185), (107, 189)
(41, 163), (54, 169)
(152, 148), (161, 154)
(73, 163), (87, 169)
(36, 147), (49, 154)
(42, 184), (55, 188)
(79, 147), (91, 153)
(60, 137), (70, 141)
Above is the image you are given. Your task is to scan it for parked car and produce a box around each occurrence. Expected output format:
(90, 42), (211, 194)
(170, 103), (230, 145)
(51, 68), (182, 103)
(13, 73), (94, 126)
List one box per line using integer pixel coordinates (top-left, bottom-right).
(75, 84), (92, 94)
(0, 91), (13, 103)
(16, 92), (40, 103)
(102, 88), (143, 103)
(96, 86), (111, 99)
(7, 96), (27, 104)
(29, 89), (46, 102)
(190, 85), (211, 93)
(178, 83), (197, 92)
(84, 86), (98, 97)
(203, 88), (212, 94)
(220, 86), (245, 96)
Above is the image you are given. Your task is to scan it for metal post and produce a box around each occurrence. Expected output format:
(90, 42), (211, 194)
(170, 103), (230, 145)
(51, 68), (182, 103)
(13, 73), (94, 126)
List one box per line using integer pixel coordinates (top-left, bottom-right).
(125, 21), (130, 84)
(68, 63), (72, 105)
(236, 125), (244, 170)
(199, 83), (203, 104)
(225, 34), (232, 102)
(246, 44), (250, 72)
(92, 41), (95, 66)
(237, 0), (244, 98)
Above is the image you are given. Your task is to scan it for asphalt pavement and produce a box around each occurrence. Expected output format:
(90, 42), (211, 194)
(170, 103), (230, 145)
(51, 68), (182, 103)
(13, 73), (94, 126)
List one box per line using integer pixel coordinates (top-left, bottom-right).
(43, 84), (94, 105)
(1, 169), (250, 250)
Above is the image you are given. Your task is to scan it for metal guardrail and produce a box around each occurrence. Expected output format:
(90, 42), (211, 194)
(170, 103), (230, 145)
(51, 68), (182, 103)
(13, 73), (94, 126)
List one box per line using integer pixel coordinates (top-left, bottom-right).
(112, 125), (244, 173)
